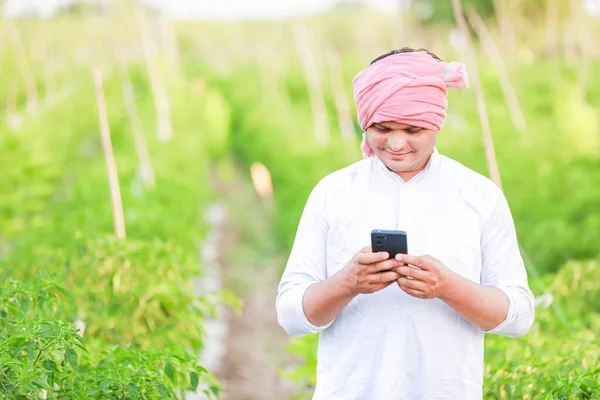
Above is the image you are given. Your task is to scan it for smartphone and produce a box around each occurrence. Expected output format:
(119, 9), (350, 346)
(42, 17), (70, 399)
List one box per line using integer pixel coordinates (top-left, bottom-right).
(371, 229), (408, 259)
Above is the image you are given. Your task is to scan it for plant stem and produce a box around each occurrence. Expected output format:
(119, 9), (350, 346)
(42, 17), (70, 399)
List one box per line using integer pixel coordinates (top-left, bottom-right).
(33, 349), (43, 367)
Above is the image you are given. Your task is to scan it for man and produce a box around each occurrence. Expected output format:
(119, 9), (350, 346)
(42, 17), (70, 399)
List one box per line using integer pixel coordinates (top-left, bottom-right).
(276, 48), (535, 399)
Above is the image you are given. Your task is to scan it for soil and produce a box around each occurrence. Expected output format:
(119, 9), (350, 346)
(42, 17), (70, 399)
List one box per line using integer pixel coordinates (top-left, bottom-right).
(211, 163), (300, 400)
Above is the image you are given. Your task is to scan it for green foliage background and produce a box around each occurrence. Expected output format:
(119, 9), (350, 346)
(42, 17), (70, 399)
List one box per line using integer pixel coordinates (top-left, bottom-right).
(1, 2), (599, 398)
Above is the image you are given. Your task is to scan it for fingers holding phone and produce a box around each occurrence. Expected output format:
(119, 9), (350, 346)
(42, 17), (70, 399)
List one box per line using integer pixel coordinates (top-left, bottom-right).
(341, 246), (401, 295)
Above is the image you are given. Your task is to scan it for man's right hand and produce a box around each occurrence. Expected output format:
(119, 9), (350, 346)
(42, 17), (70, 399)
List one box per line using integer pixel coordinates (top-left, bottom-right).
(301, 246), (400, 329)
(341, 246), (402, 296)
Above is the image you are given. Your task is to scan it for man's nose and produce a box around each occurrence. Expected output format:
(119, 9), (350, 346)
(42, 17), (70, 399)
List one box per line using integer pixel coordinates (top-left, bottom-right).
(387, 132), (407, 151)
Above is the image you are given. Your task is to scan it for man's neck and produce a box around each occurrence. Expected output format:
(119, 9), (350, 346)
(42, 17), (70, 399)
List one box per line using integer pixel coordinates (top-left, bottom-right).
(394, 153), (433, 182)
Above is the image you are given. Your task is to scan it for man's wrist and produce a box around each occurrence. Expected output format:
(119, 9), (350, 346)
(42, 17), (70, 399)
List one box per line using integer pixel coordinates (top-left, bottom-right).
(438, 269), (464, 302)
(331, 269), (358, 299)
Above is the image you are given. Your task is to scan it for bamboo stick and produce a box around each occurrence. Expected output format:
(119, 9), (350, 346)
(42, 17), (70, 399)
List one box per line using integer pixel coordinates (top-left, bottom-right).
(43, 60), (53, 101)
(545, 0), (563, 83)
(93, 69), (127, 240)
(291, 22), (329, 145)
(451, 0), (503, 190)
(256, 46), (277, 104)
(326, 49), (356, 143)
(568, 0), (591, 93)
(5, 20), (39, 114)
(159, 15), (179, 71)
(492, 0), (516, 58)
(41, 39), (58, 103)
(546, 0), (559, 57)
(136, 5), (173, 142)
(5, 80), (23, 131)
(467, 8), (527, 136)
(116, 54), (156, 188)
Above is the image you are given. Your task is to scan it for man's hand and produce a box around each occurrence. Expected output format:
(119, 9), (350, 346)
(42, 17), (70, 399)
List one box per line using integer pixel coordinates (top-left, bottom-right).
(341, 246), (402, 296)
(393, 254), (455, 300)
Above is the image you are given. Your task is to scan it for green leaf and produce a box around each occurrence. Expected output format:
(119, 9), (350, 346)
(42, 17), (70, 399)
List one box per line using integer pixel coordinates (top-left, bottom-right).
(12, 341), (26, 358)
(38, 294), (46, 308)
(31, 377), (48, 389)
(156, 384), (167, 398)
(165, 361), (175, 383)
(196, 365), (208, 374)
(87, 387), (99, 396)
(74, 342), (88, 354)
(73, 336), (88, 354)
(189, 371), (199, 391)
(21, 297), (31, 314)
(66, 348), (78, 369)
(98, 379), (112, 390)
(39, 329), (56, 338)
(209, 384), (220, 397)
(43, 359), (57, 371)
(26, 341), (36, 361)
(126, 383), (139, 398)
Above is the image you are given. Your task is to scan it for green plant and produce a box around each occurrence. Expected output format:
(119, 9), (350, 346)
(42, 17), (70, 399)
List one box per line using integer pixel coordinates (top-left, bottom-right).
(0, 278), (219, 399)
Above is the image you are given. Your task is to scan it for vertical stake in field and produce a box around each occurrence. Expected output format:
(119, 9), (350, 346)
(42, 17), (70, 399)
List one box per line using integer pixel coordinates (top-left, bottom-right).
(5, 80), (23, 130)
(5, 20), (39, 114)
(466, 8), (528, 137)
(567, 0), (591, 93)
(451, 0), (503, 190)
(94, 69), (127, 239)
(136, 5), (173, 142)
(291, 22), (330, 145)
(492, 0), (516, 59)
(116, 54), (156, 188)
(326, 49), (356, 143)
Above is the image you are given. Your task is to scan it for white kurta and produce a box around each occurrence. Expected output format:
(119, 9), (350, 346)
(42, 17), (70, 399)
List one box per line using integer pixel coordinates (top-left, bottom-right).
(276, 149), (535, 400)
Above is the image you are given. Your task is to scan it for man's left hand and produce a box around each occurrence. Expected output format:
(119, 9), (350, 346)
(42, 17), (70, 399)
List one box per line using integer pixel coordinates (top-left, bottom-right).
(393, 254), (455, 300)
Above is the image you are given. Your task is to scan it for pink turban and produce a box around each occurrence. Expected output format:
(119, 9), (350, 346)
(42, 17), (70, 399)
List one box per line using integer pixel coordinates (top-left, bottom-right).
(352, 52), (469, 158)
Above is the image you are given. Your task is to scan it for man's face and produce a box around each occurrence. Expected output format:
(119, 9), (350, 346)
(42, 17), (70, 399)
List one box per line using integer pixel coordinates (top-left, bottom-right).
(365, 121), (437, 176)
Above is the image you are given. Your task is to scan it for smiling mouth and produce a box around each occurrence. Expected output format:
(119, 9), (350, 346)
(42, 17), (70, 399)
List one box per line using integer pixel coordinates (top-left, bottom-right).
(386, 150), (412, 157)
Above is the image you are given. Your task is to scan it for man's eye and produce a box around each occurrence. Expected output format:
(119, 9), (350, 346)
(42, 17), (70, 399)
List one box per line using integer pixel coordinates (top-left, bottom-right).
(408, 128), (422, 134)
(375, 126), (390, 132)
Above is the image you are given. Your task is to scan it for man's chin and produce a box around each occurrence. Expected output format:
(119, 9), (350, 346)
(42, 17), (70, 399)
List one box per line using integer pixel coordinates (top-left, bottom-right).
(380, 157), (412, 173)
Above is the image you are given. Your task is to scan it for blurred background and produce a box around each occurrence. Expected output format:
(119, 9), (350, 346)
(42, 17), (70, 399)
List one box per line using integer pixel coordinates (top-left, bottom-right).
(1, 0), (599, 399)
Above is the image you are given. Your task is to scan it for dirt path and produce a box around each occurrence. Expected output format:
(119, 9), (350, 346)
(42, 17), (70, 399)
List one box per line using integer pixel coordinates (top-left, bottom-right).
(212, 163), (299, 400)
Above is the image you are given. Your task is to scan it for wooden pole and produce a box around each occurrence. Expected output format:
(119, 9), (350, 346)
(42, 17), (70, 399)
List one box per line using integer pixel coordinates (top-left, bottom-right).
(93, 69), (127, 240)
(5, 80), (23, 131)
(545, 0), (564, 85)
(5, 20), (39, 114)
(492, 0), (515, 58)
(568, 0), (591, 93)
(467, 8), (527, 136)
(451, 0), (503, 189)
(116, 56), (156, 188)
(159, 15), (179, 71)
(326, 49), (356, 143)
(136, 4), (173, 142)
(291, 22), (329, 145)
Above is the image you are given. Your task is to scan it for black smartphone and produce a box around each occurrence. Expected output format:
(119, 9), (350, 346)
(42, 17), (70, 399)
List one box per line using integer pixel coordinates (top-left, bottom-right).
(371, 229), (408, 259)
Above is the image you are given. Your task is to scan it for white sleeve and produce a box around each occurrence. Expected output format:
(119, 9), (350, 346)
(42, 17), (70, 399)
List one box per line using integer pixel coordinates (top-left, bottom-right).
(479, 191), (535, 338)
(276, 179), (334, 337)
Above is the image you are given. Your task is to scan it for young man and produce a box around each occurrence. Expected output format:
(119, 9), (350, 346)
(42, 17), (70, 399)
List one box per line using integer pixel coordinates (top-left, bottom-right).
(276, 48), (534, 399)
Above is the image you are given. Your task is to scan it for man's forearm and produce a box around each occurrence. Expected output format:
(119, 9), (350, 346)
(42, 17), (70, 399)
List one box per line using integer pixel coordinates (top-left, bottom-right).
(440, 271), (510, 332)
(303, 271), (356, 327)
